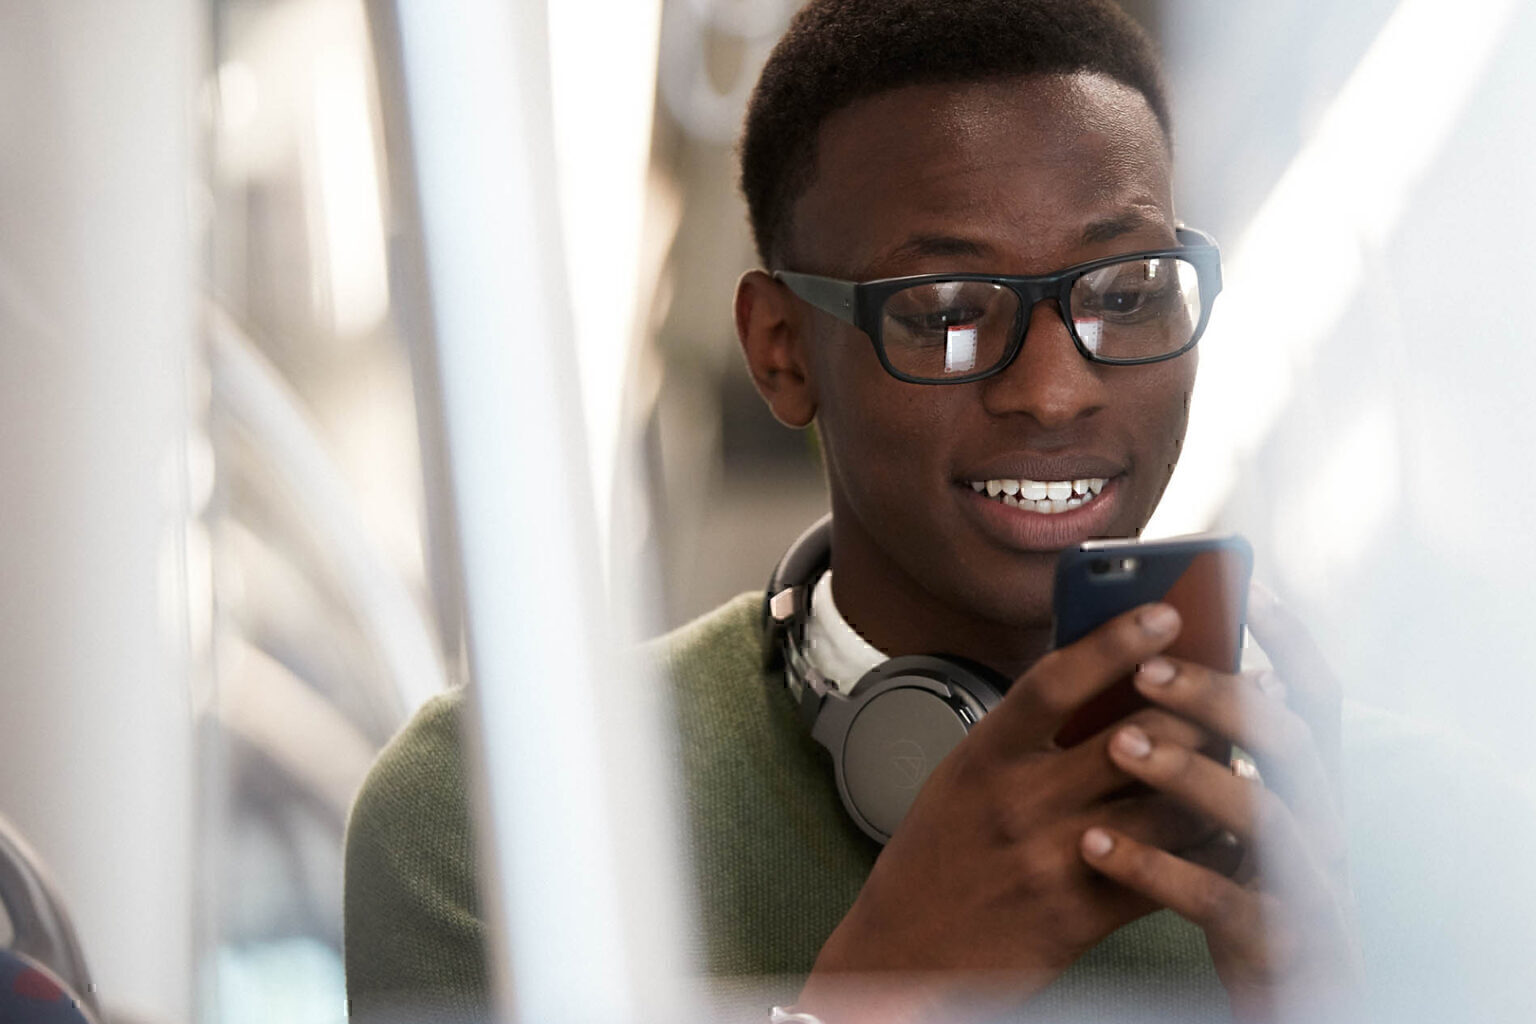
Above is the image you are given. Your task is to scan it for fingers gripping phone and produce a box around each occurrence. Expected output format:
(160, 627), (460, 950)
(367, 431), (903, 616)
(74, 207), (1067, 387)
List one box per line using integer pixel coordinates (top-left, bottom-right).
(1052, 533), (1252, 749)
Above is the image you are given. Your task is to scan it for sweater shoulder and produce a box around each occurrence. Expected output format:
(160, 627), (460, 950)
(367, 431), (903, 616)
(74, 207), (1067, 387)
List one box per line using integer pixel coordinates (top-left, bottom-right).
(349, 689), (471, 835)
(649, 592), (767, 697)
(344, 688), (488, 1015)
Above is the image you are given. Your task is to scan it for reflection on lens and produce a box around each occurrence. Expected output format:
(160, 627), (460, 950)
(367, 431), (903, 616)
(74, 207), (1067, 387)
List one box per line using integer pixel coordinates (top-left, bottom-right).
(1075, 318), (1103, 355)
(944, 323), (978, 373)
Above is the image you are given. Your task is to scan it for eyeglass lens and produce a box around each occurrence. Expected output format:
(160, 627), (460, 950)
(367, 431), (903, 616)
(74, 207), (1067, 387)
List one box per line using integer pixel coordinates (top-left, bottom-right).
(878, 255), (1204, 380)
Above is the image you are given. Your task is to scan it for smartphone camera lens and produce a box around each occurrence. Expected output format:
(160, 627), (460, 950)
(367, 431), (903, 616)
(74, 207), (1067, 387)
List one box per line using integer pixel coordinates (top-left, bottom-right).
(1089, 558), (1111, 575)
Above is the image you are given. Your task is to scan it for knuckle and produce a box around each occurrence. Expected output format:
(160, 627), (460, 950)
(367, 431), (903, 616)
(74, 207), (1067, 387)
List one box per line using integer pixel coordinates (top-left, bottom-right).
(985, 763), (1050, 843)
(1170, 659), (1206, 692)
(1147, 740), (1195, 783)
(1111, 834), (1153, 880)
(1013, 835), (1075, 890)
(988, 794), (1031, 847)
(1095, 612), (1155, 661)
(1022, 651), (1076, 715)
(1193, 875), (1237, 922)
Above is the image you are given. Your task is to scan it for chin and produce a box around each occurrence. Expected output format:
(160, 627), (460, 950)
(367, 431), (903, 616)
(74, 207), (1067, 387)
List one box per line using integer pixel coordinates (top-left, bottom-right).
(929, 502), (1155, 635)
(940, 553), (1059, 632)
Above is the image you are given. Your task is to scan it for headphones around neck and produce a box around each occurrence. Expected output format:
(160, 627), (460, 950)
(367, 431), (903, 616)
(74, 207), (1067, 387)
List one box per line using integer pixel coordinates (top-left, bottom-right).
(763, 514), (1011, 844)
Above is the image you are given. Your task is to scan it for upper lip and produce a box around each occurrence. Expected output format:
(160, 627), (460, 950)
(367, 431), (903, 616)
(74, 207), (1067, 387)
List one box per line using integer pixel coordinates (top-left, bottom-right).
(956, 454), (1128, 483)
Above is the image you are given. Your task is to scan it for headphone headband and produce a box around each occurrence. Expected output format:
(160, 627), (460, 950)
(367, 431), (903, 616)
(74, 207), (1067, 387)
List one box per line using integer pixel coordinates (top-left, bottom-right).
(762, 513), (832, 668)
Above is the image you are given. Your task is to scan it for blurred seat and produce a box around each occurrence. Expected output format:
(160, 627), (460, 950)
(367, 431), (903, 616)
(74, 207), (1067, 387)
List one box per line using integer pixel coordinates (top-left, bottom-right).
(0, 816), (101, 1024)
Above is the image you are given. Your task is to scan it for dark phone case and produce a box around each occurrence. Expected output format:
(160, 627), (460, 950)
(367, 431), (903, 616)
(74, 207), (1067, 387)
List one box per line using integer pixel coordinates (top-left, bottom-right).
(1051, 534), (1252, 748)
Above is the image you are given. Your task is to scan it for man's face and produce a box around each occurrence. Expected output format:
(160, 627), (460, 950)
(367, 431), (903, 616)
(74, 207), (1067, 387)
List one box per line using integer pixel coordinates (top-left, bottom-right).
(782, 72), (1194, 645)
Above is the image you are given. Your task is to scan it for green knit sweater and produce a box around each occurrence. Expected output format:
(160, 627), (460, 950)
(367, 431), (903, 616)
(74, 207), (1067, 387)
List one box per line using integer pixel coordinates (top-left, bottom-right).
(344, 593), (1229, 1021)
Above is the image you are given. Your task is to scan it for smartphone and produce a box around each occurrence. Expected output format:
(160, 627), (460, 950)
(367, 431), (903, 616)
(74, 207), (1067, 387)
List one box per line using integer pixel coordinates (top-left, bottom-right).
(1051, 533), (1252, 748)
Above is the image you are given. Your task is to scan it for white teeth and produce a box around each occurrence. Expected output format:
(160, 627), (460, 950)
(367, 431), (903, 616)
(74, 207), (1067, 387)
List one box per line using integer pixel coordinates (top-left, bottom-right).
(968, 476), (1110, 514)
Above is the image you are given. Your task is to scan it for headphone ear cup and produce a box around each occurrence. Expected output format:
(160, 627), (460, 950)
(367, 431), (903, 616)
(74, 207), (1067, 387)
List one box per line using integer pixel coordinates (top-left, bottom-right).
(761, 516), (1013, 844)
(820, 655), (1004, 844)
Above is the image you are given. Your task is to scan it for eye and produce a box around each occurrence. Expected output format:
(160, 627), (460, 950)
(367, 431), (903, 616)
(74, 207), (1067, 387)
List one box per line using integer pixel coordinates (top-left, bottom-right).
(1076, 259), (1182, 322)
(888, 306), (988, 338)
(1096, 287), (1161, 318)
(883, 279), (1010, 344)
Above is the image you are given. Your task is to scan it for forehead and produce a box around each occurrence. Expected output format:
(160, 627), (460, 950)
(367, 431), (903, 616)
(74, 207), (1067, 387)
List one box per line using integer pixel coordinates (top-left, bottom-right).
(784, 72), (1174, 277)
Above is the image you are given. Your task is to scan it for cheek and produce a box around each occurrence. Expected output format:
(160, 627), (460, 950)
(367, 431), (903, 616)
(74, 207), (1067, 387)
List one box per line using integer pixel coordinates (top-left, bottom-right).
(810, 325), (955, 495)
(1134, 363), (1197, 503)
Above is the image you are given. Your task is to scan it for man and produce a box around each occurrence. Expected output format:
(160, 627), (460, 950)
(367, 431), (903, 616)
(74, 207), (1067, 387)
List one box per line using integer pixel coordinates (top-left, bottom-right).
(346, 2), (1360, 1021)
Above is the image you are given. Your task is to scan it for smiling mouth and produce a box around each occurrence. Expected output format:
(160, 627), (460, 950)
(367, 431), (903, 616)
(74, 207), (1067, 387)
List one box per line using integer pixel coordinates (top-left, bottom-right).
(966, 476), (1108, 515)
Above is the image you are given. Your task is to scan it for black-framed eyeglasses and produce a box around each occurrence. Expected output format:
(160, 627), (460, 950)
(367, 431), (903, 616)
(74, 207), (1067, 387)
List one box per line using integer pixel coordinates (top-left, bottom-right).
(773, 226), (1223, 385)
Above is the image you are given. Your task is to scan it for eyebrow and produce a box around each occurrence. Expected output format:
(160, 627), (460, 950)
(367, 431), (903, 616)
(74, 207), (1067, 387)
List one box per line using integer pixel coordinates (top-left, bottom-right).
(1079, 210), (1161, 245)
(876, 234), (992, 266)
(866, 210), (1169, 274)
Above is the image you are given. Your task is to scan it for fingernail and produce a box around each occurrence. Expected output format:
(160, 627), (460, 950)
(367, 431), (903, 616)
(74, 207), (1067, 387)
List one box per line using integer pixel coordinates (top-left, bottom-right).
(1113, 725), (1153, 759)
(1139, 604), (1179, 637)
(1082, 828), (1114, 857)
(1137, 657), (1176, 686)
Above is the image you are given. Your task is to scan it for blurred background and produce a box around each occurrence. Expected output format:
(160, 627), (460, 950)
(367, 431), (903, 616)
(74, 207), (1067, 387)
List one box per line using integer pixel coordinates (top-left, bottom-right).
(2, 0), (1535, 1021)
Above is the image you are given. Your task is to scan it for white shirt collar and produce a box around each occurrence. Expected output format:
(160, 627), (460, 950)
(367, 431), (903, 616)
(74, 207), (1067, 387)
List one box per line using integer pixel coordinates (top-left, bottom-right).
(804, 570), (886, 695)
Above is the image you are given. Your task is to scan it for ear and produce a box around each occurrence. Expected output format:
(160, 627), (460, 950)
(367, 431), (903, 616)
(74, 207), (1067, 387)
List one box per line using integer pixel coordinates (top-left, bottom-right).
(734, 270), (817, 428)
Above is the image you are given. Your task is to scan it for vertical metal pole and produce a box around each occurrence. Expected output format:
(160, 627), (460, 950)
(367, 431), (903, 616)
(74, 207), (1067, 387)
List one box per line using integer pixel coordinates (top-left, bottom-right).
(0, 4), (199, 1021)
(391, 2), (693, 1022)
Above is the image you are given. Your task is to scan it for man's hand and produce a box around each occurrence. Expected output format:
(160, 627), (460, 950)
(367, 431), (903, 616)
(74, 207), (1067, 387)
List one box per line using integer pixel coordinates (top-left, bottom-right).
(795, 603), (1216, 1024)
(1079, 585), (1363, 1023)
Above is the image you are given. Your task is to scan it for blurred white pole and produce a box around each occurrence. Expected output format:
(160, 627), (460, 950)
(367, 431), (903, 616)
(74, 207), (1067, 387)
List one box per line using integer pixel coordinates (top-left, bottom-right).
(547, 0), (664, 556)
(0, 4), (198, 1023)
(392, 2), (694, 1022)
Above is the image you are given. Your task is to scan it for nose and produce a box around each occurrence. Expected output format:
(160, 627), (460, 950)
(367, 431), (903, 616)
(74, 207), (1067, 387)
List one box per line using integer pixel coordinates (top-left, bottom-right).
(978, 299), (1106, 426)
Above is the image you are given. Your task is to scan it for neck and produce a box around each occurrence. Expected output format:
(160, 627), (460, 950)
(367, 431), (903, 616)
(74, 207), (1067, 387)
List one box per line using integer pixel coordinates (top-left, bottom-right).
(825, 508), (1055, 682)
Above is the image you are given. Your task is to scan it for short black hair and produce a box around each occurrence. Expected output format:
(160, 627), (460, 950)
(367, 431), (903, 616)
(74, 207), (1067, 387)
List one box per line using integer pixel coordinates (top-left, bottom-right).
(740, 0), (1172, 266)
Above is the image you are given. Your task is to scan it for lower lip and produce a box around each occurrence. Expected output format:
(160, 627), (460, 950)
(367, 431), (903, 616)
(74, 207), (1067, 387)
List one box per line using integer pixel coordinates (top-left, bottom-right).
(956, 477), (1127, 552)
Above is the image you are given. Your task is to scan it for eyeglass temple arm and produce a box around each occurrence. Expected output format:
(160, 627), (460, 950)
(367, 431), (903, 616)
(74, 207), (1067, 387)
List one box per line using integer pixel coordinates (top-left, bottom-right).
(1174, 225), (1223, 293)
(773, 271), (859, 326)
(1175, 225), (1215, 248)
